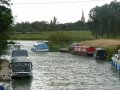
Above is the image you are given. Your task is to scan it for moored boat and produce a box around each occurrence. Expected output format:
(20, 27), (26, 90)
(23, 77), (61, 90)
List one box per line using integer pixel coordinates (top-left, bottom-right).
(31, 42), (49, 52)
(0, 82), (12, 90)
(10, 49), (33, 78)
(10, 57), (33, 78)
(111, 50), (120, 71)
(93, 48), (107, 60)
(72, 45), (96, 56)
(68, 43), (80, 52)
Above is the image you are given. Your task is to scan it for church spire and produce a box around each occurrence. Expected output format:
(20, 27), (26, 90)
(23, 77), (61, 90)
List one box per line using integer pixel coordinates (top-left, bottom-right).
(81, 9), (85, 23)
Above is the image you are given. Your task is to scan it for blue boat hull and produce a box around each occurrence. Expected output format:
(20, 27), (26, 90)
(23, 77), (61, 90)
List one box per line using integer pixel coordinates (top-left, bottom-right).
(111, 59), (120, 71)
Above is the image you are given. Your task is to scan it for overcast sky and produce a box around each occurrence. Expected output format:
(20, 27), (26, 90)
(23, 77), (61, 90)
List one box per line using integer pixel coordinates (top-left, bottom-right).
(11, 0), (117, 23)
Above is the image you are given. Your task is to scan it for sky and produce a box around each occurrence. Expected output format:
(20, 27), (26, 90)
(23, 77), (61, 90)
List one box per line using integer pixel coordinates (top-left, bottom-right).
(11, 0), (118, 24)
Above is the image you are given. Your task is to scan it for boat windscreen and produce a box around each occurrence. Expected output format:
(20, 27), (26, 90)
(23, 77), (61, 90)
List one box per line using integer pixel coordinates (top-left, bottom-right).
(97, 50), (107, 55)
(12, 62), (31, 72)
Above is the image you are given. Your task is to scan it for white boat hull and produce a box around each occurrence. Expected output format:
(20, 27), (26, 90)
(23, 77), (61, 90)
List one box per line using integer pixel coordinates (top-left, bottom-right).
(31, 48), (49, 52)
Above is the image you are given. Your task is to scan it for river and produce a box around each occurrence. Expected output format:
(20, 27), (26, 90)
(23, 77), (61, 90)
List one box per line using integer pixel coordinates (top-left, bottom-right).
(10, 41), (120, 90)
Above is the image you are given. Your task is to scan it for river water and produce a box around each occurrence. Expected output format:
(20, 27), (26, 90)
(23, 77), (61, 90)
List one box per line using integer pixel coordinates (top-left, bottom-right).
(10, 41), (120, 90)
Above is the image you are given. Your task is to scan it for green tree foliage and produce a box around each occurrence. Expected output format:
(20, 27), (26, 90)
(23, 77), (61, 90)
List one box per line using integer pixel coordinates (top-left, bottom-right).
(0, 0), (13, 57)
(49, 32), (73, 43)
(89, 0), (120, 39)
(11, 20), (89, 33)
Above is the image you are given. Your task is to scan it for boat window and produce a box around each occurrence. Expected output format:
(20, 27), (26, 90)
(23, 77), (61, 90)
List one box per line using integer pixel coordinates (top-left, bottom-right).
(12, 62), (31, 72)
(97, 50), (106, 55)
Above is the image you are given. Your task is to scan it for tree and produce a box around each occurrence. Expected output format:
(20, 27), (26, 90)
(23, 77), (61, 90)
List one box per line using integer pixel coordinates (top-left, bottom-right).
(0, 0), (13, 57)
(89, 0), (120, 39)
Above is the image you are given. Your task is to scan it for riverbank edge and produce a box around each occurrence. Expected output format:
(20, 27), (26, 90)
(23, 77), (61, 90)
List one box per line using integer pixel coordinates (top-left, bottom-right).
(0, 59), (11, 82)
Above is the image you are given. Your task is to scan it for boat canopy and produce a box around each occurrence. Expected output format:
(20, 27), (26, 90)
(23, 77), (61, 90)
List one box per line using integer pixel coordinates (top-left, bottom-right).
(12, 50), (28, 57)
(34, 42), (49, 49)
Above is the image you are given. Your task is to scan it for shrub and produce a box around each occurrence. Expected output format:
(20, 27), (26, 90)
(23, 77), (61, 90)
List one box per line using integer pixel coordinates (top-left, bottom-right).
(49, 32), (73, 43)
(106, 45), (120, 61)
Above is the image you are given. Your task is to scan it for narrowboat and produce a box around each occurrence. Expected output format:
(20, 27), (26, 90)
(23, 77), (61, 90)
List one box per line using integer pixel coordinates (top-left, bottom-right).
(0, 82), (12, 90)
(111, 50), (120, 71)
(93, 48), (107, 60)
(31, 42), (49, 52)
(72, 45), (96, 56)
(10, 49), (33, 78)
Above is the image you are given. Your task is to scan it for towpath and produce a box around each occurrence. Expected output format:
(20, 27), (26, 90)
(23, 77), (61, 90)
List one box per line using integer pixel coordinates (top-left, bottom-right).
(0, 60), (11, 82)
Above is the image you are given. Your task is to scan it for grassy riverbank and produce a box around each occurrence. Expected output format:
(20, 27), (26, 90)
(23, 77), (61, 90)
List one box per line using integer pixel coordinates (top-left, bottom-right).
(9, 30), (95, 52)
(80, 39), (120, 61)
(0, 59), (11, 81)
(9, 31), (120, 61)
(9, 30), (94, 41)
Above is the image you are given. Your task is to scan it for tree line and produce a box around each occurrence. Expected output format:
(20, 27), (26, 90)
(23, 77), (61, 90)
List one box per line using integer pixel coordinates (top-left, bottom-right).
(89, 0), (120, 39)
(11, 17), (89, 33)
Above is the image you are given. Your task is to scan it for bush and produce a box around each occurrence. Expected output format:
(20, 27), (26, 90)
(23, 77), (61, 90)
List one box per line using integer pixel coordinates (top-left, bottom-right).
(106, 45), (120, 61)
(49, 42), (71, 52)
(49, 32), (73, 43)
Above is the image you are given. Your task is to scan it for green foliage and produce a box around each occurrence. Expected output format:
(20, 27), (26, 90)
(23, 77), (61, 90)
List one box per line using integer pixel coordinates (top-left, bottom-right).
(48, 31), (94, 51)
(0, 0), (13, 57)
(49, 41), (71, 52)
(106, 48), (116, 61)
(106, 45), (120, 61)
(49, 32), (73, 43)
(9, 31), (94, 41)
(11, 20), (89, 33)
(89, 0), (120, 39)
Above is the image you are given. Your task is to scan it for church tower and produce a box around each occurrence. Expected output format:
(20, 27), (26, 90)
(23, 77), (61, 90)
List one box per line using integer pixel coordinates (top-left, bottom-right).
(81, 9), (85, 23)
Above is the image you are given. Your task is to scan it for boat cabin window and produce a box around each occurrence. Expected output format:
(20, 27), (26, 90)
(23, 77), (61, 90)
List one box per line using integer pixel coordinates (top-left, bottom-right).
(97, 50), (107, 55)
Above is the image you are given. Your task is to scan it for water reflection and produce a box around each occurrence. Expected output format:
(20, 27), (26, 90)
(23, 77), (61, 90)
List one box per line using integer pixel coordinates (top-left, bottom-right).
(12, 78), (32, 90)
